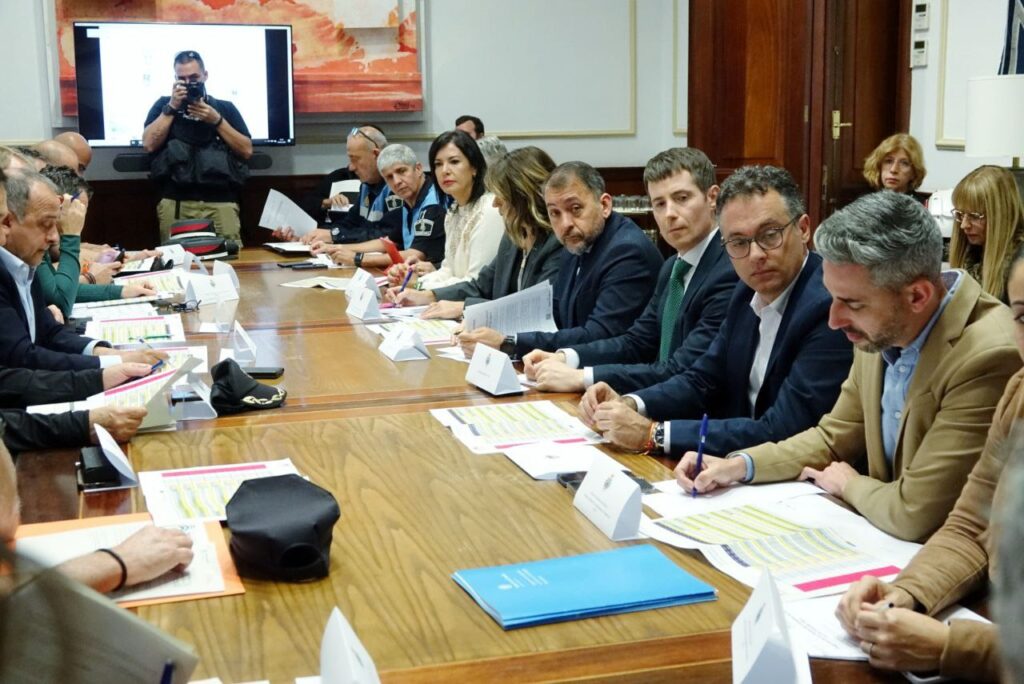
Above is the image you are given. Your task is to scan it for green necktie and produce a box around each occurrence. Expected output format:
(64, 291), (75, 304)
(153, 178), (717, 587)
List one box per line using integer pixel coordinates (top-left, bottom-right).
(658, 259), (692, 361)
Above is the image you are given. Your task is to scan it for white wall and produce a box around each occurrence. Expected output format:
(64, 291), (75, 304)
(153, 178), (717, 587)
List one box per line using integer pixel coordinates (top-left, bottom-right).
(908, 0), (1012, 191)
(0, 0), (688, 181)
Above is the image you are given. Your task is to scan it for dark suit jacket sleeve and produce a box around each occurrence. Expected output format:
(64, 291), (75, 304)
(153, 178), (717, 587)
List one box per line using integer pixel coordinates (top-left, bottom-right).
(593, 262), (736, 393)
(431, 233), (513, 305)
(514, 240), (661, 355)
(571, 257), (671, 367)
(0, 279), (99, 371)
(0, 367), (104, 409)
(0, 408), (90, 454)
(663, 319), (852, 457)
(407, 205), (448, 267)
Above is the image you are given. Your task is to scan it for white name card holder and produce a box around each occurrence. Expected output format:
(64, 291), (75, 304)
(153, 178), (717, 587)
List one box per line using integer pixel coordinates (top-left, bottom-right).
(88, 424), (140, 490)
(346, 286), (382, 321)
(138, 358), (200, 432)
(732, 571), (811, 684)
(170, 377), (219, 421)
(378, 328), (429, 361)
(465, 344), (522, 396)
(231, 321), (259, 367)
(346, 268), (380, 300)
(213, 259), (241, 292)
(320, 607), (381, 684)
(573, 454), (642, 541)
(187, 250), (209, 274)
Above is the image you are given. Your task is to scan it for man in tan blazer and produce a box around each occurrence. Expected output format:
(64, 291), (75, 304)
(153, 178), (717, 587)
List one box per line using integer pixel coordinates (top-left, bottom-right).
(674, 191), (1021, 542)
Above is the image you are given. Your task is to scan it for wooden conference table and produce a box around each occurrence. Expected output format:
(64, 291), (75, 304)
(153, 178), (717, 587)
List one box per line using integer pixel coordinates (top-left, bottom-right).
(16, 249), (904, 683)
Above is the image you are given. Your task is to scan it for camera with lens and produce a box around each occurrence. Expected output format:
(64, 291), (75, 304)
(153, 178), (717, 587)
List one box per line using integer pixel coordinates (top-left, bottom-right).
(185, 81), (206, 103)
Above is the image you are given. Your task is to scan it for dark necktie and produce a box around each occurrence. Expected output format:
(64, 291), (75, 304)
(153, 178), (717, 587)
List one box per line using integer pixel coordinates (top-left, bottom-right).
(658, 259), (692, 361)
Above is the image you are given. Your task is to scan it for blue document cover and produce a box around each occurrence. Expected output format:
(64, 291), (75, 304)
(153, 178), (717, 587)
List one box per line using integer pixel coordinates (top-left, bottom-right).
(451, 544), (717, 629)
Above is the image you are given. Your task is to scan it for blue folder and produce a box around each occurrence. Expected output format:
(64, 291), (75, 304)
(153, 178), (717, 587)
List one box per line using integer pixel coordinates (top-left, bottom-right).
(451, 544), (717, 629)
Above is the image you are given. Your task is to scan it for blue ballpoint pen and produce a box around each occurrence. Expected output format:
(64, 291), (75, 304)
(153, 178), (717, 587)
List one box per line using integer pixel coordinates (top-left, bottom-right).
(692, 413), (709, 498)
(398, 267), (414, 294)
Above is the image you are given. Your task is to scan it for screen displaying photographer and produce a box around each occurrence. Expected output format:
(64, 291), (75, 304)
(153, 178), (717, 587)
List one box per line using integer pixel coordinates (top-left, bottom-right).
(142, 50), (253, 245)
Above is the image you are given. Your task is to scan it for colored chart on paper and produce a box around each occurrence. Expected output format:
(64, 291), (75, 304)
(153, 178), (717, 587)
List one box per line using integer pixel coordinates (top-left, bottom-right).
(655, 504), (805, 544)
(432, 400), (603, 454)
(374, 318), (458, 345)
(657, 505), (901, 595)
(139, 459), (301, 525)
(103, 368), (178, 409)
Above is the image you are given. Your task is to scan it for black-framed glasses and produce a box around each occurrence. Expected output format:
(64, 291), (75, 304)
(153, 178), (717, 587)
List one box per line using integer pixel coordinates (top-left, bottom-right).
(951, 209), (986, 223)
(349, 127), (380, 150)
(171, 299), (201, 313)
(722, 216), (798, 259)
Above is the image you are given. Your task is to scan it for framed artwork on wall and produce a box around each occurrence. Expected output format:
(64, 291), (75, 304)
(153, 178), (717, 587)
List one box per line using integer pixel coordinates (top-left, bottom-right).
(53, 0), (423, 116)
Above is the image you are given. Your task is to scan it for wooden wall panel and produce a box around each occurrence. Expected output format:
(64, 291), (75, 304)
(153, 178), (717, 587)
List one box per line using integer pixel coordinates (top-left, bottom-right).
(689, 0), (813, 192)
(82, 168), (650, 250)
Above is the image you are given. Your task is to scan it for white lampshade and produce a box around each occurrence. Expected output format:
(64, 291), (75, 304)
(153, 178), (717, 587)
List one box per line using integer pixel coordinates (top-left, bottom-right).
(965, 75), (1024, 158)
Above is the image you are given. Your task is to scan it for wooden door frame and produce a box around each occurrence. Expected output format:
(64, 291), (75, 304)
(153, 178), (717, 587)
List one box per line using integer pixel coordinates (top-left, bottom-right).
(806, 0), (913, 227)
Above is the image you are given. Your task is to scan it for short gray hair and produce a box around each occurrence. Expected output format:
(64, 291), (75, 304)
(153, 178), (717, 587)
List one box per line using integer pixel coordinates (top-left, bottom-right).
(348, 126), (387, 150)
(717, 165), (805, 219)
(476, 136), (508, 168)
(544, 161), (605, 200)
(377, 144), (418, 173)
(995, 425), (1024, 682)
(2, 171), (57, 221)
(814, 191), (942, 289)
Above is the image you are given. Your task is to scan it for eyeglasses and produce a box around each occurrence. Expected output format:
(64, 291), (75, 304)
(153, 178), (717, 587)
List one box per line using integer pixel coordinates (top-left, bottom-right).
(722, 216), (798, 259)
(349, 127), (380, 150)
(171, 299), (201, 313)
(951, 209), (986, 223)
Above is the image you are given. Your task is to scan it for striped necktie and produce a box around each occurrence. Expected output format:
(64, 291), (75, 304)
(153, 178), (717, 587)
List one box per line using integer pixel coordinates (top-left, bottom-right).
(658, 259), (692, 361)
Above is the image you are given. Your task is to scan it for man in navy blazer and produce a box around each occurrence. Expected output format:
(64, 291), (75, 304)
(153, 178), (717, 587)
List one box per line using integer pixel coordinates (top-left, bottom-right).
(523, 148), (737, 394)
(579, 165), (852, 457)
(0, 171), (163, 371)
(456, 161), (663, 358)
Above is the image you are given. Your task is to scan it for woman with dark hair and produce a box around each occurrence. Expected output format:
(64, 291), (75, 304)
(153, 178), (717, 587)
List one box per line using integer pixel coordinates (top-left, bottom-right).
(387, 146), (563, 318)
(388, 130), (503, 291)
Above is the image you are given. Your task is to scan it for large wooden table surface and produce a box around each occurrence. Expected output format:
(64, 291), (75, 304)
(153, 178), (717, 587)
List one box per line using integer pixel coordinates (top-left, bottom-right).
(16, 248), (904, 683)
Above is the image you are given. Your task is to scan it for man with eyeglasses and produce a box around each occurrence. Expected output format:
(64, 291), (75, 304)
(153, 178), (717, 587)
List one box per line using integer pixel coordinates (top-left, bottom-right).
(578, 165), (852, 459)
(143, 50), (252, 244)
(674, 190), (1020, 543)
(278, 126), (399, 247)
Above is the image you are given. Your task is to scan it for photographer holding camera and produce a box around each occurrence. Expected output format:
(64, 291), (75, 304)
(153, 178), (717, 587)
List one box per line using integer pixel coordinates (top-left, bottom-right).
(142, 50), (252, 244)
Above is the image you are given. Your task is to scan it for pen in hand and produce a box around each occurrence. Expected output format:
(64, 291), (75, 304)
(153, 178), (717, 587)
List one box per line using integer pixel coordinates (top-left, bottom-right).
(692, 413), (709, 498)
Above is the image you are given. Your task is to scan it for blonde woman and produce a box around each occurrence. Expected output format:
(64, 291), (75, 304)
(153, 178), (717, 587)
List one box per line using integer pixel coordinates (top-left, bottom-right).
(863, 133), (928, 201)
(949, 165), (1024, 302)
(388, 147), (563, 319)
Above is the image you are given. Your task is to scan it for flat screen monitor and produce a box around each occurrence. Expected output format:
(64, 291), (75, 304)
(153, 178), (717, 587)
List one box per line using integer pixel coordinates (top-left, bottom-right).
(72, 21), (295, 147)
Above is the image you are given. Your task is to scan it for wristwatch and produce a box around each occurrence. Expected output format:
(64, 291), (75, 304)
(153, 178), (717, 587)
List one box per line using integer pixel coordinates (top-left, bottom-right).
(161, 103), (179, 116)
(499, 335), (516, 357)
(353, 252), (363, 267)
(652, 422), (666, 454)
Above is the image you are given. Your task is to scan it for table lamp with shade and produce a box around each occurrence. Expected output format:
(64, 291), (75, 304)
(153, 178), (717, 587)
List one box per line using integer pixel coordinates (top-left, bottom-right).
(965, 74), (1024, 198)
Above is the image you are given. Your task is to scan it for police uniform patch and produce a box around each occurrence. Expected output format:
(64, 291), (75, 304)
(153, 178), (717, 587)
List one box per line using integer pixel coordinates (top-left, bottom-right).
(386, 194), (404, 211)
(414, 217), (435, 237)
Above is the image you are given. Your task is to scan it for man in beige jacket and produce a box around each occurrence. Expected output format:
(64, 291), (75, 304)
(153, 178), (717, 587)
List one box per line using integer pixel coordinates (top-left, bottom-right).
(674, 191), (1021, 542)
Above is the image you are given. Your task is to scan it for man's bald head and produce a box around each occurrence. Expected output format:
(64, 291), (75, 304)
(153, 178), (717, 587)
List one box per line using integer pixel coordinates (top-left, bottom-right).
(53, 132), (92, 174)
(34, 140), (79, 174)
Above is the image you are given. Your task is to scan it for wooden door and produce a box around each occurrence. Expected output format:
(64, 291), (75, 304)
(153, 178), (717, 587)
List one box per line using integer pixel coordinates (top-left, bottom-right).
(688, 0), (814, 191)
(688, 0), (912, 227)
(808, 0), (913, 221)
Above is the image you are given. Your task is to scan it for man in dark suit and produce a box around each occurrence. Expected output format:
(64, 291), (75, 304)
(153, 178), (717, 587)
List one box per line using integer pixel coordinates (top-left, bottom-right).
(456, 161), (663, 357)
(523, 148), (737, 393)
(0, 171), (163, 371)
(579, 165), (852, 457)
